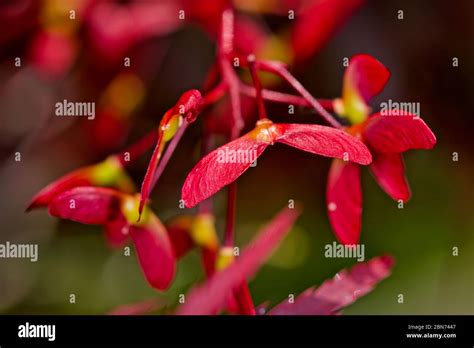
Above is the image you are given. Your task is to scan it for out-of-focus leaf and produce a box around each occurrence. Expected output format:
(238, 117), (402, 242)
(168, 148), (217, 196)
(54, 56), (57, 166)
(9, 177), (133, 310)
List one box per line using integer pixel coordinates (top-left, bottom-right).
(269, 255), (395, 315)
(177, 206), (300, 315)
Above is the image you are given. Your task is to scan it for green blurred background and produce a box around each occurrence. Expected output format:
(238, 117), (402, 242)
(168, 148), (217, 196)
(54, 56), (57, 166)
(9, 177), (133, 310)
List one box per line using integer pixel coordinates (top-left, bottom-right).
(0, 0), (473, 314)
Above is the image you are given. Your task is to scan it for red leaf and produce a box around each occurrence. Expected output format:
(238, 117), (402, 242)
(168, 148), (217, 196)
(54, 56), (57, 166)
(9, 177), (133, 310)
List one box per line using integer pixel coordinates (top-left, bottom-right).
(370, 154), (411, 202)
(344, 54), (391, 103)
(326, 160), (362, 245)
(276, 124), (372, 165)
(363, 113), (437, 154)
(177, 206), (300, 315)
(181, 135), (268, 208)
(104, 214), (130, 248)
(48, 187), (121, 225)
(269, 255), (395, 315)
(130, 217), (176, 290)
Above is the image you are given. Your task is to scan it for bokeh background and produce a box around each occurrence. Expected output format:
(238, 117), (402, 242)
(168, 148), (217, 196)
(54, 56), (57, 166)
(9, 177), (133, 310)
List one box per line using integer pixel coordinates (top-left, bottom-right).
(0, 0), (473, 314)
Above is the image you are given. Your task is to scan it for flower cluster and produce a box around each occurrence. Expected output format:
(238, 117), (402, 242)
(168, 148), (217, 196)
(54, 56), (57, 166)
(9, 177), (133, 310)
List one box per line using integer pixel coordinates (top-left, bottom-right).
(25, 2), (436, 315)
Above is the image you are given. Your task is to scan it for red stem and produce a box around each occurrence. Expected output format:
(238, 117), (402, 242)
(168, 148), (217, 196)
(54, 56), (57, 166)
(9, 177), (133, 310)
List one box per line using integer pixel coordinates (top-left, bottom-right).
(218, 8), (242, 250)
(221, 60), (244, 139)
(247, 54), (267, 120)
(201, 82), (228, 108)
(220, 8), (234, 57)
(224, 182), (237, 247)
(234, 282), (256, 315)
(219, 8), (243, 140)
(118, 130), (157, 166)
(254, 59), (342, 128)
(239, 83), (334, 111)
(202, 63), (220, 92)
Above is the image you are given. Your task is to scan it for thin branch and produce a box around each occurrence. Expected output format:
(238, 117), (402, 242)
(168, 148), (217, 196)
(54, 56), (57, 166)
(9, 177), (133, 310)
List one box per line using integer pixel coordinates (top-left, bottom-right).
(224, 182), (237, 247)
(118, 131), (157, 166)
(219, 8), (244, 140)
(201, 82), (228, 108)
(255, 59), (342, 128)
(238, 83), (334, 111)
(247, 54), (267, 120)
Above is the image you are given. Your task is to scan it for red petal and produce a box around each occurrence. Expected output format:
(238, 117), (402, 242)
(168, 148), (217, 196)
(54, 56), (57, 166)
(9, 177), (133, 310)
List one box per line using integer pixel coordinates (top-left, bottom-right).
(269, 255), (395, 315)
(48, 187), (121, 225)
(276, 124), (372, 165)
(181, 135), (268, 208)
(370, 154), (411, 202)
(27, 156), (133, 211)
(291, 0), (366, 64)
(363, 113), (436, 154)
(130, 217), (176, 290)
(104, 215), (130, 248)
(344, 54), (390, 103)
(27, 169), (92, 211)
(177, 206), (300, 315)
(326, 160), (362, 245)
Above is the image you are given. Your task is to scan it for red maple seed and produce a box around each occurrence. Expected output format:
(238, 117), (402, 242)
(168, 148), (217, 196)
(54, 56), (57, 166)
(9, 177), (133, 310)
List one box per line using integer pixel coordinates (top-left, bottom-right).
(182, 118), (372, 208)
(48, 186), (176, 291)
(327, 54), (437, 245)
(26, 156), (135, 212)
(139, 90), (203, 218)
